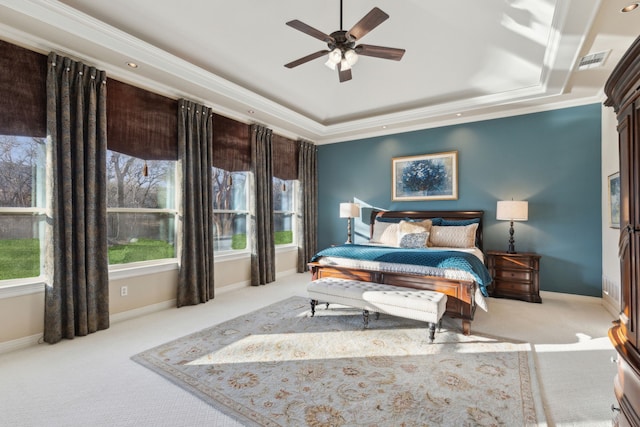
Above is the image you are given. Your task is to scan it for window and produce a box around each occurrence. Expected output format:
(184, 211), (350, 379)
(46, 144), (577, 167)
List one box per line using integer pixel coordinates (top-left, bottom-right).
(212, 167), (250, 252)
(106, 151), (177, 265)
(0, 135), (46, 281)
(273, 177), (296, 246)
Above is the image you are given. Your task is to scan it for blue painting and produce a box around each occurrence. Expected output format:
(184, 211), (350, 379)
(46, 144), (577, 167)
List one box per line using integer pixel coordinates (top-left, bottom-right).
(392, 151), (458, 201)
(609, 172), (620, 228)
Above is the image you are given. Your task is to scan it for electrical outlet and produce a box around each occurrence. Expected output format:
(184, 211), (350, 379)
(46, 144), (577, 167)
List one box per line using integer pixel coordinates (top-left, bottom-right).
(120, 286), (128, 297)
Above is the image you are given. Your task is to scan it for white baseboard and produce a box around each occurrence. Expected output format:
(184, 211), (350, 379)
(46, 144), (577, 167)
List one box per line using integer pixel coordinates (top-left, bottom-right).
(602, 293), (620, 318)
(0, 333), (42, 355)
(110, 299), (176, 324)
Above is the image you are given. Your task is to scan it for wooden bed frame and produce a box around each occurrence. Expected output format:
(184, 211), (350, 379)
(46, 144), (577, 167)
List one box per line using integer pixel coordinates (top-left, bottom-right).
(308, 210), (485, 335)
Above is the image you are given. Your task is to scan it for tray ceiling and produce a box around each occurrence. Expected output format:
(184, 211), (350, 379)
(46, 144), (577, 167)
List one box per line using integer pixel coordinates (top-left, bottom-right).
(0, 0), (638, 143)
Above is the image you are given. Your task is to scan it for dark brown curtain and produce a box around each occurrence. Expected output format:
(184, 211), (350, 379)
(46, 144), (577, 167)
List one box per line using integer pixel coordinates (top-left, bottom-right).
(44, 53), (109, 344)
(297, 140), (318, 273)
(0, 40), (46, 137)
(250, 124), (275, 285)
(177, 99), (215, 306)
(107, 79), (178, 160)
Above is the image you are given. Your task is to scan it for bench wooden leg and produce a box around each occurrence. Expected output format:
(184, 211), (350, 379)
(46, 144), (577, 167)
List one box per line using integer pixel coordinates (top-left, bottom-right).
(428, 322), (436, 343)
(362, 309), (370, 328)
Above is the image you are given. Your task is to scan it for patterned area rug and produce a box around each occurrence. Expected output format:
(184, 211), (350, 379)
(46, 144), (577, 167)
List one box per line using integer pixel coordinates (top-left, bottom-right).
(132, 297), (545, 426)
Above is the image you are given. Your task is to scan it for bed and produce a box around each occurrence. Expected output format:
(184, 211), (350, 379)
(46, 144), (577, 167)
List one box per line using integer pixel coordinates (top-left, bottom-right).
(308, 210), (491, 335)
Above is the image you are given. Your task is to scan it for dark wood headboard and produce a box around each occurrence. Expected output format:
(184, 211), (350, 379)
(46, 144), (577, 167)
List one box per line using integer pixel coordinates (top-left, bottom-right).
(369, 210), (485, 251)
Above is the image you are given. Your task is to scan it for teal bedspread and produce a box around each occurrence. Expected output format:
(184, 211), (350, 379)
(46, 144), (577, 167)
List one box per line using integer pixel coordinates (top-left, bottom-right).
(311, 244), (492, 296)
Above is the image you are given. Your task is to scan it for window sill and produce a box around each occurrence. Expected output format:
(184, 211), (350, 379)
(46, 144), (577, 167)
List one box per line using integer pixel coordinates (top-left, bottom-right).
(276, 244), (298, 253)
(214, 250), (251, 262)
(0, 278), (45, 299)
(0, 248), (298, 299)
(108, 259), (178, 281)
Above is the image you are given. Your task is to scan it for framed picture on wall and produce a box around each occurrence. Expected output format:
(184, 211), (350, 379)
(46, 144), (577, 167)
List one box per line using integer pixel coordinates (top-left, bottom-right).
(608, 172), (620, 229)
(392, 151), (458, 201)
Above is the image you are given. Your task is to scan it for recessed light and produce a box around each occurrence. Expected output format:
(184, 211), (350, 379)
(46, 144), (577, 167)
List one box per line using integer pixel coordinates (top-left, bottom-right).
(382, 125), (387, 129)
(126, 62), (138, 68)
(456, 113), (463, 117)
(621, 2), (639, 12)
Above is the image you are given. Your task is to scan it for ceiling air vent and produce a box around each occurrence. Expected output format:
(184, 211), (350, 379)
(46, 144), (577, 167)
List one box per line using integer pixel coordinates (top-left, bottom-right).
(577, 50), (610, 70)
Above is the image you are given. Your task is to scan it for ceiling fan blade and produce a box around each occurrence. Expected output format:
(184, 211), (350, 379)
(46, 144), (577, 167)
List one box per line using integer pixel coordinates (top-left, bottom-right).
(347, 7), (389, 41)
(355, 44), (405, 61)
(338, 63), (352, 83)
(285, 50), (330, 68)
(286, 20), (334, 43)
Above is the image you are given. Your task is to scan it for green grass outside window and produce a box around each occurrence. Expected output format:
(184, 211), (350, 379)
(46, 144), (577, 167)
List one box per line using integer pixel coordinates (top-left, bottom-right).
(1, 232), (294, 280)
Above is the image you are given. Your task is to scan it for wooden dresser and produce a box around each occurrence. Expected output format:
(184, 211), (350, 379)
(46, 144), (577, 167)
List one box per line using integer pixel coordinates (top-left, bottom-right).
(485, 251), (541, 303)
(604, 34), (640, 427)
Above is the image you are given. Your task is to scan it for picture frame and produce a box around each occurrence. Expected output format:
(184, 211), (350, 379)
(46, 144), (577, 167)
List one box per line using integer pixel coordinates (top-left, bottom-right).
(392, 151), (458, 201)
(608, 172), (620, 229)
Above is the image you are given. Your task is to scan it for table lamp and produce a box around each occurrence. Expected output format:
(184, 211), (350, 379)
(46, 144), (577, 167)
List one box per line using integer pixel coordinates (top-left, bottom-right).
(496, 200), (528, 253)
(339, 202), (360, 244)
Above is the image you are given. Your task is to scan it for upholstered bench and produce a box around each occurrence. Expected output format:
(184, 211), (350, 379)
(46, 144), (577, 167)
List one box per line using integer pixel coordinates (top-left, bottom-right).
(307, 277), (447, 343)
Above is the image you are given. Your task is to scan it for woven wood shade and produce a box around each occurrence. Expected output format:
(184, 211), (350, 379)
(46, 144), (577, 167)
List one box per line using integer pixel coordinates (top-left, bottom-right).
(0, 40), (46, 137)
(107, 79), (178, 160)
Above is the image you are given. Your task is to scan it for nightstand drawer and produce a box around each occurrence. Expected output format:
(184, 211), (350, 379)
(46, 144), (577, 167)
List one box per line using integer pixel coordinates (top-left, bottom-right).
(494, 269), (531, 281)
(492, 279), (534, 294)
(492, 256), (536, 270)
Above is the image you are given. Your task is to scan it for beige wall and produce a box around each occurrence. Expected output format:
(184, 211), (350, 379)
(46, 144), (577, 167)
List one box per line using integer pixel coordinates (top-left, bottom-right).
(0, 291), (44, 343)
(0, 250), (298, 350)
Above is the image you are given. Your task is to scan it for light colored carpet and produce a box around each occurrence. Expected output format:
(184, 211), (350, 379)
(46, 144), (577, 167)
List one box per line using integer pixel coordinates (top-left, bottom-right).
(133, 296), (546, 426)
(0, 273), (618, 426)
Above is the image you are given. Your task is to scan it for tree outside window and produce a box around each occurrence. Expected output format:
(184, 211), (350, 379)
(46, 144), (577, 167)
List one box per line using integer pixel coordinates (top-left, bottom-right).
(106, 151), (177, 264)
(212, 167), (249, 252)
(0, 135), (46, 281)
(273, 177), (295, 245)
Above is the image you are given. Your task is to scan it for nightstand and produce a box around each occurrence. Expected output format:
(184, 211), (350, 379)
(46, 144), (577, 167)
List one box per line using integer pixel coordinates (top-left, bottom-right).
(485, 251), (541, 303)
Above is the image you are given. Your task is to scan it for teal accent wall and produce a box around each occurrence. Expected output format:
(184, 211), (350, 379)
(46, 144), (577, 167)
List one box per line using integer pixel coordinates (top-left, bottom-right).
(317, 103), (603, 297)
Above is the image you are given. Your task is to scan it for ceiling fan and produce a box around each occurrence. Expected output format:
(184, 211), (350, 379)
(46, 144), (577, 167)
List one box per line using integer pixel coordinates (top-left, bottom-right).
(284, 1), (405, 82)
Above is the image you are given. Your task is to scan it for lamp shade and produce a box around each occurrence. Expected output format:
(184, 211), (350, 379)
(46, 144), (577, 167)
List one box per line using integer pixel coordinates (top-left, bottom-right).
(339, 202), (360, 218)
(496, 200), (528, 221)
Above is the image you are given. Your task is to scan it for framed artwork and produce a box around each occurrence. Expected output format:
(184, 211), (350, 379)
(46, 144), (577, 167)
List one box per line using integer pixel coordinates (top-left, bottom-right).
(392, 151), (458, 201)
(609, 172), (620, 229)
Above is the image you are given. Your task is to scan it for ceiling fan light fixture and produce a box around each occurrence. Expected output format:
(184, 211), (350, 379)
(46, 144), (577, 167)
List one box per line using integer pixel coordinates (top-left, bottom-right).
(344, 49), (359, 66)
(325, 48), (342, 70)
(340, 58), (351, 71)
(324, 58), (337, 70)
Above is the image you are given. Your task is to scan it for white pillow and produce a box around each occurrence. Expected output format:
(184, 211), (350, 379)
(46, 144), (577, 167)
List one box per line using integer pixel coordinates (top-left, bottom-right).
(428, 223), (479, 248)
(370, 220), (400, 247)
(399, 219), (432, 235)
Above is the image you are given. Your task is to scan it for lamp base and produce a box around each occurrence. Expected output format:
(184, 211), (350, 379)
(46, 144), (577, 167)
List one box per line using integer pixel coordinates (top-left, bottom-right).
(506, 220), (517, 254)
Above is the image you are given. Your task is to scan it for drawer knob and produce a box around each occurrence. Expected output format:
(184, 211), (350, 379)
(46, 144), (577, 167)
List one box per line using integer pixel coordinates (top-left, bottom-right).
(611, 404), (620, 413)
(611, 356), (618, 364)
